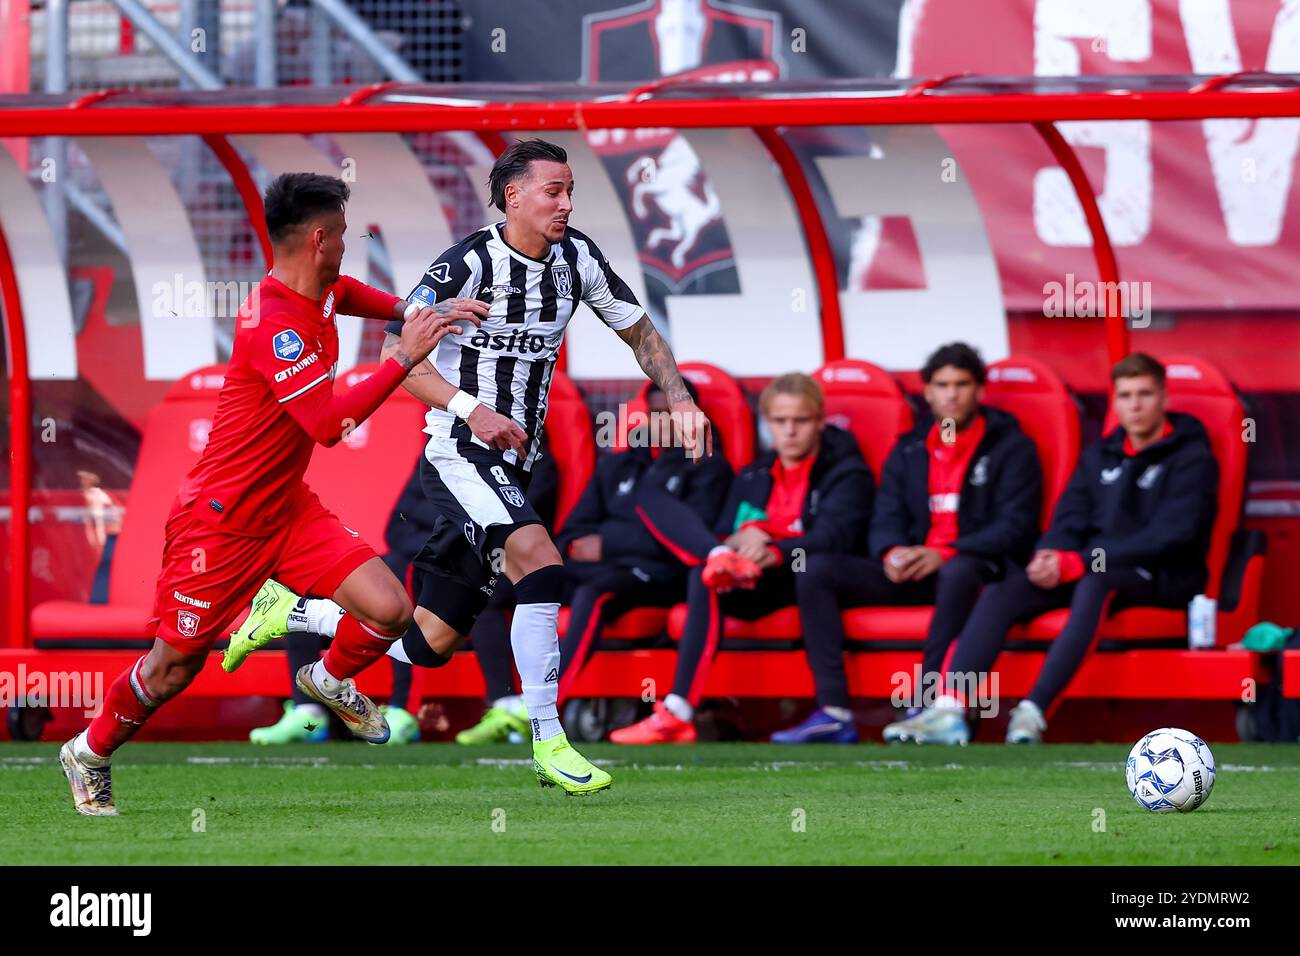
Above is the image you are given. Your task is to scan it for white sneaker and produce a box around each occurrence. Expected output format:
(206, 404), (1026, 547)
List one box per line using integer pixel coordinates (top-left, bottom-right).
(1006, 700), (1046, 744)
(882, 701), (970, 745)
(294, 664), (390, 744)
(59, 738), (117, 816)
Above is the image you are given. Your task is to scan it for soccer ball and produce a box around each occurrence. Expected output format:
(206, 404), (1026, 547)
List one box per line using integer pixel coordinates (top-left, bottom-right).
(1125, 728), (1216, 813)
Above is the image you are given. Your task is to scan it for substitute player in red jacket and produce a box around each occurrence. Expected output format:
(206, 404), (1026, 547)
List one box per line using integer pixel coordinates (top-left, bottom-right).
(59, 173), (479, 816)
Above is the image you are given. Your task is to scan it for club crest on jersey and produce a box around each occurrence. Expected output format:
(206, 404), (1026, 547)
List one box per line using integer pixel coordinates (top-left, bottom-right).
(499, 485), (526, 508)
(1137, 463), (1163, 490)
(551, 261), (572, 297)
(177, 610), (201, 638)
(273, 330), (305, 362)
(410, 284), (437, 308)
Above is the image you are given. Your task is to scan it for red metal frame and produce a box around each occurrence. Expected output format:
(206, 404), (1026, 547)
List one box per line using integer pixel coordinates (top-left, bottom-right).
(201, 134), (273, 267)
(1032, 121), (1129, 361)
(9, 86), (1300, 137)
(754, 126), (844, 362)
(3, 78), (1298, 647)
(0, 214), (30, 648)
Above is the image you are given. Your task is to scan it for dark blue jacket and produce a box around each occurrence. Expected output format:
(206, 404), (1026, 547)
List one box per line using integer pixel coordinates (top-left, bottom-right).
(557, 445), (732, 580)
(869, 406), (1042, 569)
(1038, 411), (1218, 601)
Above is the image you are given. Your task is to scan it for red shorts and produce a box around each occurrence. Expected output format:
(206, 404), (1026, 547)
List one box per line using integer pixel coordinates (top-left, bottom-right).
(147, 487), (377, 654)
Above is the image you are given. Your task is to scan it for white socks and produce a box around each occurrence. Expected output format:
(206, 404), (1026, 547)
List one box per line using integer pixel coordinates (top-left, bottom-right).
(494, 694), (524, 715)
(509, 602), (562, 742)
(663, 693), (693, 722)
(288, 598), (345, 637)
(72, 730), (109, 767)
(310, 659), (346, 699)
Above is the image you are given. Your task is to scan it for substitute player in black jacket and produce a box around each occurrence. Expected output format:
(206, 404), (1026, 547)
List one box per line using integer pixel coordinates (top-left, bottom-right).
(612, 373), (874, 743)
(886, 353), (1218, 744)
(772, 343), (1041, 743)
(554, 382), (732, 704)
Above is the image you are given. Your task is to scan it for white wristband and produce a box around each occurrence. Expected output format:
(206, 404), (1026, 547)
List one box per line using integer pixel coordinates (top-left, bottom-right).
(403, 301), (421, 321)
(447, 390), (482, 420)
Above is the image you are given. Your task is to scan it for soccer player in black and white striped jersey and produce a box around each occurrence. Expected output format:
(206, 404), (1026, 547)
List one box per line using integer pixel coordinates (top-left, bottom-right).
(379, 139), (710, 793)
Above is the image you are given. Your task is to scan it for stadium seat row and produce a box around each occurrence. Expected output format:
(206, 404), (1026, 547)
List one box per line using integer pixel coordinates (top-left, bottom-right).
(25, 354), (1268, 704)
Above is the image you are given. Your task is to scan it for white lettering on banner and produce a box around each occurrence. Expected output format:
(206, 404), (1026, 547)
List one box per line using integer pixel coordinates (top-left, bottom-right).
(1179, 0), (1300, 245)
(816, 126), (1009, 369)
(76, 136), (217, 378)
(0, 146), (78, 379)
(663, 128), (823, 375)
(1033, 0), (1153, 247)
(1032, 0), (1300, 248)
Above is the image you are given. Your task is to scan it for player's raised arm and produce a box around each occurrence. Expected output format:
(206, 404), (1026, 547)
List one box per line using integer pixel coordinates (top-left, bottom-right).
(255, 308), (455, 447)
(616, 315), (713, 460)
(380, 323), (528, 458)
(568, 226), (712, 459)
(334, 274), (406, 322)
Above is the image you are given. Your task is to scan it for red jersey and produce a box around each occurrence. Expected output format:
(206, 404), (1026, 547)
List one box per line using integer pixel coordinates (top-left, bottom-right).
(740, 455), (815, 542)
(178, 274), (402, 536)
(923, 414), (987, 557)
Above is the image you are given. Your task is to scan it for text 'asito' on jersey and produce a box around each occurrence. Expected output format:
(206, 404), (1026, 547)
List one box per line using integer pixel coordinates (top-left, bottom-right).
(386, 222), (643, 470)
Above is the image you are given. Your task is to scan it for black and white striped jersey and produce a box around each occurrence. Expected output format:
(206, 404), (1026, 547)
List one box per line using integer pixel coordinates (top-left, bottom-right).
(386, 222), (643, 470)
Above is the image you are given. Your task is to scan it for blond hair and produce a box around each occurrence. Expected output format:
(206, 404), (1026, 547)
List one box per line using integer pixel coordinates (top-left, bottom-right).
(759, 372), (825, 417)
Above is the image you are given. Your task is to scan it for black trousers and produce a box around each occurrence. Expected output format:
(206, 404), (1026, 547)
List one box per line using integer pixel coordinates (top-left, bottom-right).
(556, 562), (682, 702)
(795, 552), (1000, 710)
(673, 566), (798, 705)
(947, 567), (1163, 712)
(466, 578), (519, 702)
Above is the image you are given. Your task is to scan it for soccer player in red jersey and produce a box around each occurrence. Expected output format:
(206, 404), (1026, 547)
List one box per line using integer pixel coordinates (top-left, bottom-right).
(59, 173), (485, 816)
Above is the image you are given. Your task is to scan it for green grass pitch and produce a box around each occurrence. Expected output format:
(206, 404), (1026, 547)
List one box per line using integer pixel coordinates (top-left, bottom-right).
(4, 742), (1297, 865)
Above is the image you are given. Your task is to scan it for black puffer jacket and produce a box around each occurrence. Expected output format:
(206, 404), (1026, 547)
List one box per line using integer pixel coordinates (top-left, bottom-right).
(1038, 411), (1219, 601)
(868, 406), (1042, 569)
(557, 446), (733, 579)
(714, 425), (874, 561)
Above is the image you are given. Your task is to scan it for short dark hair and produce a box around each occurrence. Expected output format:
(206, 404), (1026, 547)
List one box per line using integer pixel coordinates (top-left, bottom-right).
(264, 172), (350, 244)
(1111, 351), (1166, 386)
(921, 342), (986, 384)
(488, 139), (568, 212)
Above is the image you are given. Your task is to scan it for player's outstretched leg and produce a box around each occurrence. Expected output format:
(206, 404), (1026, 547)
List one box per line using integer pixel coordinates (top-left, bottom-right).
(505, 528), (611, 795)
(222, 559), (414, 743)
(60, 641), (204, 815)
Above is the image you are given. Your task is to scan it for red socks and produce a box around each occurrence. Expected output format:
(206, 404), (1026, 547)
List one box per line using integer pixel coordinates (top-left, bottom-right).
(322, 614), (402, 679)
(85, 657), (158, 759)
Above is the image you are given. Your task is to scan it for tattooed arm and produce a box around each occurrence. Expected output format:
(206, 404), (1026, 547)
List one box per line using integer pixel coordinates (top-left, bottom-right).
(616, 315), (713, 458)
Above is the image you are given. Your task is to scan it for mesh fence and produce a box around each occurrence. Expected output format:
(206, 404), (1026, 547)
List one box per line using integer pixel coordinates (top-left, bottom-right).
(24, 0), (467, 343)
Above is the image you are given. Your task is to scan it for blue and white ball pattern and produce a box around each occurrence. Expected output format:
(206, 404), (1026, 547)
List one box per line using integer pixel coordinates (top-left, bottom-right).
(1125, 728), (1216, 813)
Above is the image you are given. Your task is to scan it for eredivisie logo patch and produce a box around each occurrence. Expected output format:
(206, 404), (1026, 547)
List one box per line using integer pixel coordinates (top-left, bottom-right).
(273, 330), (305, 362)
